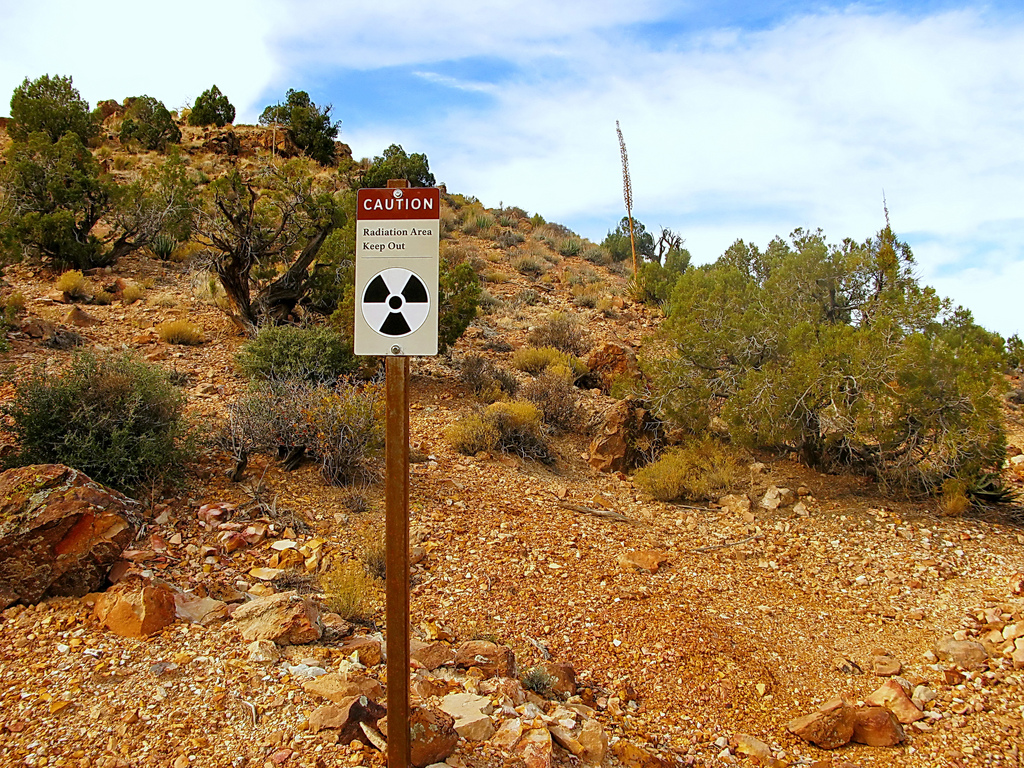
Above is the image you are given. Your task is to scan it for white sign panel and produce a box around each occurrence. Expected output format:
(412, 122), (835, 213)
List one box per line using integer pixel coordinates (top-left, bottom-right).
(354, 188), (440, 356)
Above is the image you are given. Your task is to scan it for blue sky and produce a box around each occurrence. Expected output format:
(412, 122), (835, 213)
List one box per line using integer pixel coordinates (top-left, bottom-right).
(2, 0), (1022, 336)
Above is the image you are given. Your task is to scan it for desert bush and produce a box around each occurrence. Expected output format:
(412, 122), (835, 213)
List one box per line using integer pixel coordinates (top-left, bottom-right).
(478, 289), (502, 314)
(483, 270), (507, 284)
(356, 527), (387, 580)
(460, 354), (519, 402)
(151, 292), (177, 308)
(8, 74), (97, 144)
(512, 346), (587, 380)
(260, 89), (340, 166)
(521, 371), (580, 432)
(91, 290), (115, 306)
(320, 559), (379, 623)
(633, 437), (739, 502)
(236, 325), (358, 381)
(527, 311), (590, 357)
(571, 284), (602, 308)
(304, 382), (384, 485)
(1, 351), (195, 492)
(583, 246), (611, 266)
(514, 255), (545, 278)
(939, 478), (970, 516)
(438, 259), (482, 354)
(223, 378), (383, 486)
(483, 401), (553, 463)
(463, 212), (495, 236)
(647, 227), (1007, 493)
(56, 269), (88, 300)
(513, 289), (540, 307)
(496, 229), (526, 249)
(157, 319), (204, 345)
(567, 266), (602, 287)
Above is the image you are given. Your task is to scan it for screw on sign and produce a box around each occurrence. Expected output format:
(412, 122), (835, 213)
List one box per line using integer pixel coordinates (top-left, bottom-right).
(361, 268), (430, 337)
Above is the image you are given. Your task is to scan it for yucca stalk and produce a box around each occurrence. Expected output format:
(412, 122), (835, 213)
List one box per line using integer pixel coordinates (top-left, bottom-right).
(616, 120), (638, 274)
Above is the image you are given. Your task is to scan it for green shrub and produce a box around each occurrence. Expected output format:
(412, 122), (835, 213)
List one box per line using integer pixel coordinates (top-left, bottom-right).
(188, 85), (235, 127)
(439, 259), (482, 354)
(119, 95), (182, 152)
(527, 312), (590, 357)
(8, 74), (97, 144)
(236, 325), (358, 381)
(260, 89), (340, 166)
(514, 255), (545, 278)
(649, 227), (1007, 493)
(633, 437), (739, 502)
(1, 351), (195, 492)
(362, 144), (435, 188)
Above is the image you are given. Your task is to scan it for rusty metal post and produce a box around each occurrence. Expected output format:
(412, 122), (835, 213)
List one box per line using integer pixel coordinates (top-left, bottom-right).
(385, 355), (411, 767)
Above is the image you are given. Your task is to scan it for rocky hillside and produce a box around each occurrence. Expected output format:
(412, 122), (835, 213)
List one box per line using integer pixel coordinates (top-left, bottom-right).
(1, 122), (1024, 768)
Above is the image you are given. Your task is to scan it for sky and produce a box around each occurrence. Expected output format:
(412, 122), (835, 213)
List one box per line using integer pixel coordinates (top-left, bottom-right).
(1, 0), (1022, 336)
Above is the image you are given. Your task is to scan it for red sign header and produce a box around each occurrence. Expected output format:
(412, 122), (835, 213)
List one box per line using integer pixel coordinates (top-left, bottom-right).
(357, 187), (440, 221)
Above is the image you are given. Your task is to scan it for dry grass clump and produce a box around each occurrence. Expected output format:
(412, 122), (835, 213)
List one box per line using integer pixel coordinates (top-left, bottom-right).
(157, 319), (204, 345)
(121, 283), (145, 304)
(527, 311), (589, 356)
(939, 478), (971, 516)
(356, 527), (386, 580)
(512, 346), (587, 381)
(56, 270), (88, 300)
(633, 437), (740, 502)
(320, 559), (379, 623)
(446, 414), (500, 455)
(151, 292), (178, 308)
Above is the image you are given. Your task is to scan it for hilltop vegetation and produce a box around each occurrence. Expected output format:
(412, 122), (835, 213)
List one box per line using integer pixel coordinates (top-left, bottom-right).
(0, 71), (1019, 505)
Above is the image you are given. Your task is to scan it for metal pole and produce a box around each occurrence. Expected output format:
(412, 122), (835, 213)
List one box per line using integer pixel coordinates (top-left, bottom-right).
(385, 355), (411, 768)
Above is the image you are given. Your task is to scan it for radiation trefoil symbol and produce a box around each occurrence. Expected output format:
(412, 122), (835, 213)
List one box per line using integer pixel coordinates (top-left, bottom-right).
(360, 268), (430, 338)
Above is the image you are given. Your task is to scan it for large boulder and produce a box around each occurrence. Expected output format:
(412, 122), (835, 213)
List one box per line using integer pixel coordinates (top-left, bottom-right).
(587, 400), (663, 474)
(0, 465), (141, 609)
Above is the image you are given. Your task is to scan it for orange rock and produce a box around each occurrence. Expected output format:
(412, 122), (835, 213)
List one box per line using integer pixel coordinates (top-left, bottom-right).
(339, 635), (382, 666)
(610, 741), (673, 768)
(864, 679), (924, 724)
(851, 706), (905, 746)
(408, 706), (457, 768)
(455, 640), (516, 678)
(93, 576), (176, 637)
(619, 550), (669, 573)
(786, 697), (856, 749)
(539, 660), (577, 695)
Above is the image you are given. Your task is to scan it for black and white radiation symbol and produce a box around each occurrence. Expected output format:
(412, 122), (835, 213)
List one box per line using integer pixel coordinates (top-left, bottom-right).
(360, 268), (430, 337)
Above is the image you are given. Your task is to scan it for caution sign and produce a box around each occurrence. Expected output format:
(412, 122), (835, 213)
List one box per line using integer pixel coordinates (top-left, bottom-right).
(354, 187), (440, 356)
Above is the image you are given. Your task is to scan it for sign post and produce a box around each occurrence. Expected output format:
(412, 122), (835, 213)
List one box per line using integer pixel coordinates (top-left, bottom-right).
(355, 182), (440, 768)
